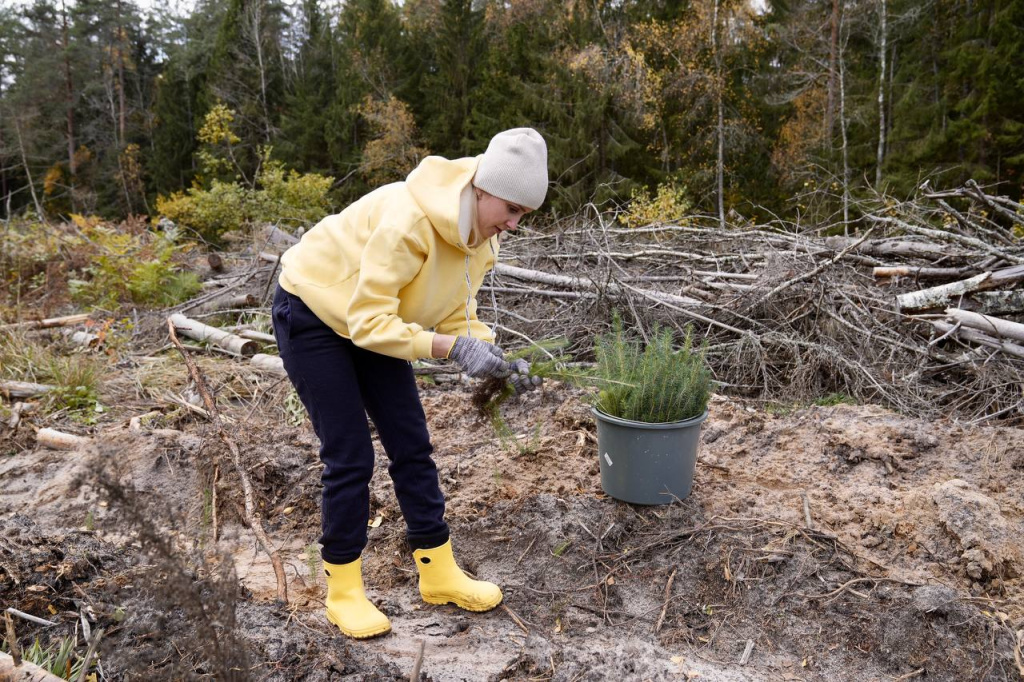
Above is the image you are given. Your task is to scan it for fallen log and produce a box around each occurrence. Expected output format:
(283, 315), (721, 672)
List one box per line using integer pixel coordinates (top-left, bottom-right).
(168, 314), (257, 357)
(873, 266), (972, 280)
(931, 320), (1024, 360)
(63, 329), (100, 347)
(262, 224), (300, 247)
(193, 293), (259, 315)
(824, 237), (954, 261)
(251, 353), (287, 376)
(896, 264), (1024, 313)
(36, 428), (90, 450)
(962, 291), (1024, 316)
(866, 215), (1024, 265)
(237, 330), (276, 344)
(0, 313), (91, 331)
(0, 380), (54, 399)
(946, 308), (1024, 344)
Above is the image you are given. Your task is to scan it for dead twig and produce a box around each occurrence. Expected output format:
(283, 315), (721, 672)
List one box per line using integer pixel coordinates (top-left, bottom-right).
(73, 628), (104, 682)
(502, 604), (530, 635)
(166, 318), (288, 604)
(653, 567), (677, 634)
(409, 640), (425, 682)
(4, 608), (56, 627)
(3, 612), (20, 666)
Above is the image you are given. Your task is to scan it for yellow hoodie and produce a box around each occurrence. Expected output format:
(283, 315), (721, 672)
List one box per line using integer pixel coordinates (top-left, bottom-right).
(278, 155), (498, 361)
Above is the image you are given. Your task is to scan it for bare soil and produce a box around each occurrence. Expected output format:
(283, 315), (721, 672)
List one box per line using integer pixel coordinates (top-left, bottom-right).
(2, 350), (1023, 681)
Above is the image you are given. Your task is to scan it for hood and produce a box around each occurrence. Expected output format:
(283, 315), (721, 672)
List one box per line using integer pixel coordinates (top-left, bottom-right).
(406, 155), (482, 254)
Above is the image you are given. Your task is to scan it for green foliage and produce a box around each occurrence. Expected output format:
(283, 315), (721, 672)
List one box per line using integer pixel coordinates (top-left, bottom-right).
(157, 110), (334, 242)
(66, 216), (201, 309)
(591, 314), (713, 423)
(2, 0), (1023, 221)
(155, 181), (250, 241)
(622, 181), (693, 227)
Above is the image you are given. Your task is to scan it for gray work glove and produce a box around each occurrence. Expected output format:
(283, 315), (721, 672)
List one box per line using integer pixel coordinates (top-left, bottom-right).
(448, 336), (511, 379)
(509, 359), (543, 395)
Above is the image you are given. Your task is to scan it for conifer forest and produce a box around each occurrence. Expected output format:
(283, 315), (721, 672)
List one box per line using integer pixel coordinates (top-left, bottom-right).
(0, 0), (1021, 222)
(2, 1), (1024, 681)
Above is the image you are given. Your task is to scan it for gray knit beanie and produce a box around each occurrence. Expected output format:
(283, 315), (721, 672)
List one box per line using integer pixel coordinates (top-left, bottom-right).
(474, 128), (548, 210)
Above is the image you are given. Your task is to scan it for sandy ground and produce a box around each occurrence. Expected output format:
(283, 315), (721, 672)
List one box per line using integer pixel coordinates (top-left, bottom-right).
(2, 375), (1023, 680)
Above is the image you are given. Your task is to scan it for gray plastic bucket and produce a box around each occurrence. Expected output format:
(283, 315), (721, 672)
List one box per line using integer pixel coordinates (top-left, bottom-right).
(593, 407), (708, 505)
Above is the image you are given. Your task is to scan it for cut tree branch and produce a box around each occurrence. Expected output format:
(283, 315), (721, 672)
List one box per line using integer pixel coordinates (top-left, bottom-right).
(166, 318), (288, 604)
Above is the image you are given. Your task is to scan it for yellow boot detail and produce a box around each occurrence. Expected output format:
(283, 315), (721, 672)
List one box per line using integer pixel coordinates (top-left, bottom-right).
(413, 540), (503, 612)
(323, 558), (391, 639)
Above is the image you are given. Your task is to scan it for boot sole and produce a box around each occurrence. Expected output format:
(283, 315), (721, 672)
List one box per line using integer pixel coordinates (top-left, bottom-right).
(326, 610), (391, 639)
(421, 593), (503, 612)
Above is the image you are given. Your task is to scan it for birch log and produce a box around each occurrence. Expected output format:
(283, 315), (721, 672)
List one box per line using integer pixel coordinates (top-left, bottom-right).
(0, 381), (54, 399)
(63, 329), (100, 347)
(0, 314), (91, 331)
(897, 265), (1024, 312)
(931, 321), (1024, 359)
(824, 237), (953, 260)
(873, 266), (971, 280)
(896, 273), (991, 313)
(262, 224), (299, 247)
(194, 293), (258, 315)
(962, 291), (1024, 316)
(946, 309), (1024, 343)
(168, 314), (257, 356)
(36, 428), (90, 450)
(237, 330), (277, 343)
(251, 353), (286, 376)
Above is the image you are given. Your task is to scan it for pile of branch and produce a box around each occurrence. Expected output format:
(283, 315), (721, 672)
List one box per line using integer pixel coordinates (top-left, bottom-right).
(485, 181), (1023, 424)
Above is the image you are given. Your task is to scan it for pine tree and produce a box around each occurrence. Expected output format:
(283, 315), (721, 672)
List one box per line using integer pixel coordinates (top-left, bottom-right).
(276, 0), (336, 175)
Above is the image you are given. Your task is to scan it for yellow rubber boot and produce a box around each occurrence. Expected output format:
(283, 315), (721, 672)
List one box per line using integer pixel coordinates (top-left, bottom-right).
(413, 540), (503, 612)
(323, 558), (391, 639)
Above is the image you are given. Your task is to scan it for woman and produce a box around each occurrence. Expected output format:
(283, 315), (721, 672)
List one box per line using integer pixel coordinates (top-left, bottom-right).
(271, 128), (547, 639)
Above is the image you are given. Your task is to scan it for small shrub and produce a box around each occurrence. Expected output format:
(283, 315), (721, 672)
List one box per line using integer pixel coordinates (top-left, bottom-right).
(66, 218), (201, 309)
(591, 314), (713, 423)
(155, 181), (251, 243)
(622, 181), (693, 228)
(156, 105), (333, 244)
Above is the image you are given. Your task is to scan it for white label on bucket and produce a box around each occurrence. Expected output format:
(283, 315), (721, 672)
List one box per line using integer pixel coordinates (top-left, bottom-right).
(603, 452), (613, 466)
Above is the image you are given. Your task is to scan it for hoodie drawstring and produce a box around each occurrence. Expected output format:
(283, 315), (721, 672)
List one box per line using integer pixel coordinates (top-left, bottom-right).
(462, 238), (499, 340)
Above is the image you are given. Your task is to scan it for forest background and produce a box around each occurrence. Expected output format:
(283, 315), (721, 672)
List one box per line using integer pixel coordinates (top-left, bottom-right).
(0, 0), (1022, 231)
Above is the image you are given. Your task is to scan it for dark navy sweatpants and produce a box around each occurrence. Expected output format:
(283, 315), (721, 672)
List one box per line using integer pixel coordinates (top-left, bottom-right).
(271, 286), (450, 564)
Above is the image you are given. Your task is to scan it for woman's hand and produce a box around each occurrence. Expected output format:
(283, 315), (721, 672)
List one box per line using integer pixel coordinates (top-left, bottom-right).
(509, 359), (543, 395)
(447, 336), (512, 379)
